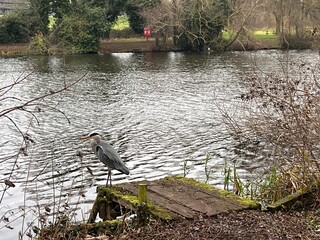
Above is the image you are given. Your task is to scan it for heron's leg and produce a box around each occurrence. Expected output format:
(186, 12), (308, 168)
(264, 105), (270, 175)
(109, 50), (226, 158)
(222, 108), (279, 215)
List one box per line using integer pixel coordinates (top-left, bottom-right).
(106, 168), (112, 187)
(106, 168), (110, 187)
(108, 168), (112, 187)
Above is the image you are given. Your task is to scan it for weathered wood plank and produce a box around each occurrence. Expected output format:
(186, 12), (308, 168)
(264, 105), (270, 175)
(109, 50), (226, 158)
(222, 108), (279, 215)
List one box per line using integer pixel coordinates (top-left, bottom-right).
(148, 185), (245, 216)
(172, 182), (245, 210)
(117, 183), (195, 219)
(149, 184), (219, 216)
(148, 193), (194, 219)
(267, 189), (313, 212)
(164, 177), (259, 209)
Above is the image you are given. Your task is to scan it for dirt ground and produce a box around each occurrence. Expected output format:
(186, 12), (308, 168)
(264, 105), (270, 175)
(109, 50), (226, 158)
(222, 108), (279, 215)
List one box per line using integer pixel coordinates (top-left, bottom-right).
(88, 210), (320, 239)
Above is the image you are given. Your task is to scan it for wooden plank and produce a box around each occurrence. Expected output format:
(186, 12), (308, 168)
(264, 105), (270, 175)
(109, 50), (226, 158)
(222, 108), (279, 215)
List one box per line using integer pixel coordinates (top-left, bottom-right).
(267, 190), (312, 212)
(155, 178), (249, 214)
(149, 184), (220, 216)
(148, 193), (194, 219)
(164, 178), (246, 209)
(117, 184), (195, 219)
(186, 186), (244, 210)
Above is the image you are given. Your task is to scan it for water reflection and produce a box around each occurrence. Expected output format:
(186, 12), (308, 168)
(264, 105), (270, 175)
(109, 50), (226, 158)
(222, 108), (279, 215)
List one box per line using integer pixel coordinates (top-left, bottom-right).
(0, 50), (319, 239)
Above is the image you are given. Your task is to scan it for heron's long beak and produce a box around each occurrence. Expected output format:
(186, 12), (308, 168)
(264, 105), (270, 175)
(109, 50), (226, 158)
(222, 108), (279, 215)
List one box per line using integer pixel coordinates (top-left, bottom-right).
(79, 135), (90, 141)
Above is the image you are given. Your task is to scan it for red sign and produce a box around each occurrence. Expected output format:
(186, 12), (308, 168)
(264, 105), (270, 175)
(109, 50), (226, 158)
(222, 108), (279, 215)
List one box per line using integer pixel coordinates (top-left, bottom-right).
(144, 28), (151, 41)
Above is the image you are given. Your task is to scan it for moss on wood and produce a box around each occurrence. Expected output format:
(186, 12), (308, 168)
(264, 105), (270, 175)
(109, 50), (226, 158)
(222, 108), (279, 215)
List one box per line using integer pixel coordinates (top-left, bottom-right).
(170, 176), (261, 209)
(91, 185), (174, 222)
(267, 189), (315, 212)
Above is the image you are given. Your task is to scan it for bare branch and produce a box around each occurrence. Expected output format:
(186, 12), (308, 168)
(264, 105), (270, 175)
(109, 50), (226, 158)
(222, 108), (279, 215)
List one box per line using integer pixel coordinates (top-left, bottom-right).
(0, 73), (87, 118)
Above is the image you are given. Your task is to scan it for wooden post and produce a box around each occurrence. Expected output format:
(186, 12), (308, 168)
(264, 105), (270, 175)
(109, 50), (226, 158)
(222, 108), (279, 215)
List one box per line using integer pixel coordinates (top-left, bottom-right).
(138, 184), (148, 204)
(137, 184), (149, 225)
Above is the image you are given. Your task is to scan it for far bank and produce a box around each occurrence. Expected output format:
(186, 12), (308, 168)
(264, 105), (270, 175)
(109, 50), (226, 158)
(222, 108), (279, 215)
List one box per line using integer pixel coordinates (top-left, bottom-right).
(0, 38), (280, 56)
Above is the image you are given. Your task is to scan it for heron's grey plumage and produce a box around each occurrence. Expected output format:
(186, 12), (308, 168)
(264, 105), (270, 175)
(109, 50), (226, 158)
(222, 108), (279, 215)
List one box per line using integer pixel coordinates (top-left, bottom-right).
(83, 132), (129, 186)
(95, 140), (129, 175)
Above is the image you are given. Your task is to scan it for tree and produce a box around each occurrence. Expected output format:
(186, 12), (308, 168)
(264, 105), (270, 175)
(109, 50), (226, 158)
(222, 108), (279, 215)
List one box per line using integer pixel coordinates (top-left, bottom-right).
(29, 0), (51, 34)
(264, 0), (320, 49)
(138, 1), (173, 47)
(141, 0), (232, 51)
(268, 0), (285, 35)
(223, 0), (266, 50)
(51, 0), (72, 20)
(57, 5), (112, 53)
(126, 4), (145, 34)
(178, 0), (231, 50)
(51, 0), (128, 53)
(126, 0), (161, 34)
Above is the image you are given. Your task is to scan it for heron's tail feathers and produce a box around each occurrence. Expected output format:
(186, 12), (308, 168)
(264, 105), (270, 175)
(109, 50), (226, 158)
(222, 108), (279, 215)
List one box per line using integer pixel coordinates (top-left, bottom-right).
(119, 165), (130, 175)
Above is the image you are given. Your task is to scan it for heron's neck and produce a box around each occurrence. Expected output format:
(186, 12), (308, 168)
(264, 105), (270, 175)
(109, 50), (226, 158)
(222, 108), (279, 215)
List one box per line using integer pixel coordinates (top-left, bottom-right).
(91, 139), (97, 153)
(91, 135), (101, 154)
(92, 135), (101, 143)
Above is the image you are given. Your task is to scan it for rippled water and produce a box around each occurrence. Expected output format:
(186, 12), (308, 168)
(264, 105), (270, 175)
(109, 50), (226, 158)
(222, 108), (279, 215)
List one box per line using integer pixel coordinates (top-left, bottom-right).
(0, 50), (319, 239)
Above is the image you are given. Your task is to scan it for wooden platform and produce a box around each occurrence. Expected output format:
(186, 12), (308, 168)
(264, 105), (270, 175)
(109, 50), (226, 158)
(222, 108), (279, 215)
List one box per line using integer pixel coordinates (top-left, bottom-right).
(116, 176), (259, 219)
(89, 176), (260, 222)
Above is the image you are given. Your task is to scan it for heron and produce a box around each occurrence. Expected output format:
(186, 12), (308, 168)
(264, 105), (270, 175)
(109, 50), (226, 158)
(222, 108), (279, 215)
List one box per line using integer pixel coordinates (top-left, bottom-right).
(80, 132), (129, 186)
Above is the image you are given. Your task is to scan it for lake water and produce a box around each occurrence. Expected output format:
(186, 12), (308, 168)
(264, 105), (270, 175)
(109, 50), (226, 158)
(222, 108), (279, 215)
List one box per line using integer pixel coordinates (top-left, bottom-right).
(0, 50), (319, 239)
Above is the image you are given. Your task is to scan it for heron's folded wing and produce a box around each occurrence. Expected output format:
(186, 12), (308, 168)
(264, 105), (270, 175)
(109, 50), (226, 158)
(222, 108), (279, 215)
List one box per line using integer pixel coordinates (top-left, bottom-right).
(96, 142), (129, 175)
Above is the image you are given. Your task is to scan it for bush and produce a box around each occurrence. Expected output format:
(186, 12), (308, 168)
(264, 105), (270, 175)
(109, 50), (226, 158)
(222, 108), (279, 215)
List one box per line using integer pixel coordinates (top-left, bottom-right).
(224, 60), (320, 202)
(0, 12), (30, 43)
(56, 7), (112, 53)
(29, 33), (49, 55)
(56, 16), (98, 53)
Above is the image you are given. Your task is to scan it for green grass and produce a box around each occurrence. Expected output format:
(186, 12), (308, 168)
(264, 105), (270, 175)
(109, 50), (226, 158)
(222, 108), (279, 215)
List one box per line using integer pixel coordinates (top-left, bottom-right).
(112, 15), (130, 30)
(254, 29), (277, 39)
(222, 29), (278, 40)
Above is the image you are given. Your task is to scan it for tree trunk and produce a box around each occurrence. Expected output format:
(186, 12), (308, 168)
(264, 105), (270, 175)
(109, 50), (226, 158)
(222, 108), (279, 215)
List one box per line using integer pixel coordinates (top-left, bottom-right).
(274, 13), (282, 35)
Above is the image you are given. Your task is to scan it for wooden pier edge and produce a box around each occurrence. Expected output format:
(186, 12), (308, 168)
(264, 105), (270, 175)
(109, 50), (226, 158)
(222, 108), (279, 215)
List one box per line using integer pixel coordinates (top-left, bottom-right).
(87, 176), (261, 225)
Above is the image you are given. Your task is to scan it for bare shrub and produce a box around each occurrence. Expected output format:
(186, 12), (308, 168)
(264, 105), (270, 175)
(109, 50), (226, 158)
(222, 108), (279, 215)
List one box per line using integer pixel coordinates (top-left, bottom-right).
(223, 58), (320, 202)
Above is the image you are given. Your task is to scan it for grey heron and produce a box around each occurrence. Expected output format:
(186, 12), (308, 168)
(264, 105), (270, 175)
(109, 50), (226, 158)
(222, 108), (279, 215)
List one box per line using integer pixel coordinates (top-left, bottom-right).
(80, 132), (129, 186)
